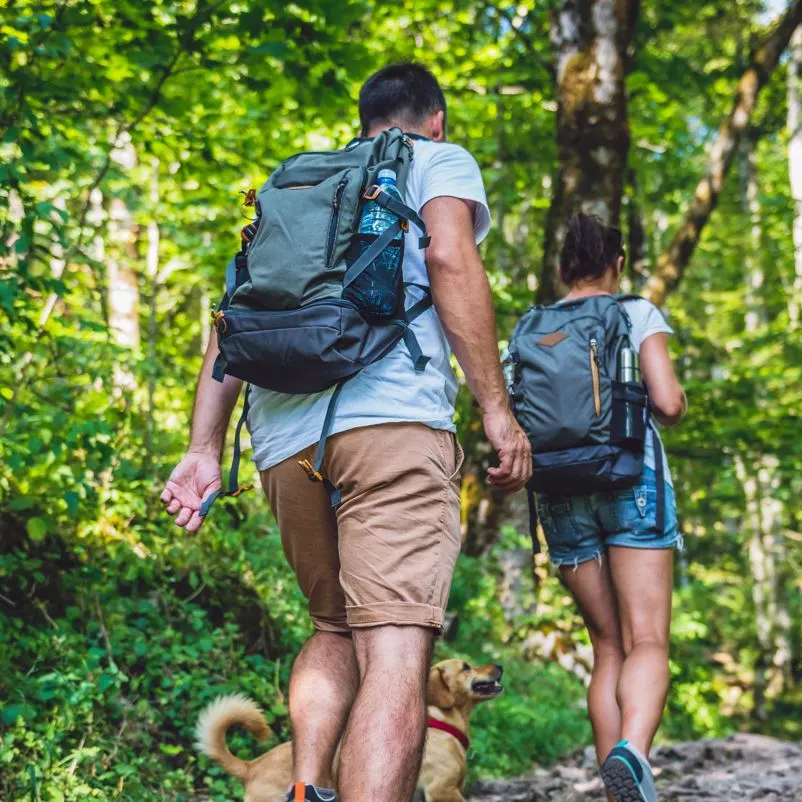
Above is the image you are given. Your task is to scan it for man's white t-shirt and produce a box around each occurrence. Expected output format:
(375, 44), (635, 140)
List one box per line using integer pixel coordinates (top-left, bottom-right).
(248, 140), (491, 471)
(621, 297), (674, 486)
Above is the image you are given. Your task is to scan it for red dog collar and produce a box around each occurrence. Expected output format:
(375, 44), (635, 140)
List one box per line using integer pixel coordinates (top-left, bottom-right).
(427, 716), (470, 751)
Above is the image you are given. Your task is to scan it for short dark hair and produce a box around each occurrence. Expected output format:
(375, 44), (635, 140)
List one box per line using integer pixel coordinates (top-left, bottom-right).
(559, 214), (625, 286)
(358, 63), (446, 133)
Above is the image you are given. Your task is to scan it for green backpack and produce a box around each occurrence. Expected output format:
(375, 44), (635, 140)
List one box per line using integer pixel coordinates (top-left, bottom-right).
(201, 128), (432, 517)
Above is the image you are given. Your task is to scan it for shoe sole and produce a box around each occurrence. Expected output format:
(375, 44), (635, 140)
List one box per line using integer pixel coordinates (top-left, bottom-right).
(601, 757), (647, 802)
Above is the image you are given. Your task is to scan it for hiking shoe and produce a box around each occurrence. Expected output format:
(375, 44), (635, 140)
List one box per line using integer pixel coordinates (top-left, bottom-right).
(601, 741), (658, 802)
(284, 784), (338, 802)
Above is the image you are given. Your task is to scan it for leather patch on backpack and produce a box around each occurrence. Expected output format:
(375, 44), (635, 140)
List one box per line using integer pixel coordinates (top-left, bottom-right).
(536, 332), (568, 347)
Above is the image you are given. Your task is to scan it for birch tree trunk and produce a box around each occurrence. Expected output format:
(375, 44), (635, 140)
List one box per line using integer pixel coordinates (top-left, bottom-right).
(145, 158), (160, 457)
(737, 135), (791, 717)
(107, 138), (140, 389)
(735, 455), (772, 720)
(788, 26), (802, 327)
(538, 0), (639, 303)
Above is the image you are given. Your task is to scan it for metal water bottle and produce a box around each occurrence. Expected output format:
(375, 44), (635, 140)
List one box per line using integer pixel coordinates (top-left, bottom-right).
(618, 345), (641, 385)
(501, 347), (515, 397)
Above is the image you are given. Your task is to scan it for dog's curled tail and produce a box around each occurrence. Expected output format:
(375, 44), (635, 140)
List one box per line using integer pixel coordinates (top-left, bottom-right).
(195, 693), (271, 782)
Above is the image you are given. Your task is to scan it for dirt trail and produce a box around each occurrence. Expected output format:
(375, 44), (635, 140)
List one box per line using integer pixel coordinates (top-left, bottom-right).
(467, 734), (802, 801)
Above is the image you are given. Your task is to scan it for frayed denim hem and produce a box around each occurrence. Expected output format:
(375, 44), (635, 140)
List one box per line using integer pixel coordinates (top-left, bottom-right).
(551, 535), (685, 572)
(551, 549), (604, 572)
(605, 533), (685, 552)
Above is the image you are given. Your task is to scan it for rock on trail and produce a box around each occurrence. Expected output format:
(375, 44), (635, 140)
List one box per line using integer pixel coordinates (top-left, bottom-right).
(467, 734), (802, 801)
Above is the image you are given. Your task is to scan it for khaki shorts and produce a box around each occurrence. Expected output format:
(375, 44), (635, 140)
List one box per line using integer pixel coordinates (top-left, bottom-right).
(260, 423), (464, 633)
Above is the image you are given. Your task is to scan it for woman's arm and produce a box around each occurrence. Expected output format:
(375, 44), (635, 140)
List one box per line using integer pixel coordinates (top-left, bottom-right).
(639, 332), (687, 427)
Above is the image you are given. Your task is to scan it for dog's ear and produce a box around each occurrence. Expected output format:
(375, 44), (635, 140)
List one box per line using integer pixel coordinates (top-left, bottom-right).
(426, 666), (456, 709)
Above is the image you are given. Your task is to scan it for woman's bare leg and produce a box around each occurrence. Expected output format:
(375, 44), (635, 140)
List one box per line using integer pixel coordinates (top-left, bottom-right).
(560, 556), (625, 766)
(607, 547), (673, 757)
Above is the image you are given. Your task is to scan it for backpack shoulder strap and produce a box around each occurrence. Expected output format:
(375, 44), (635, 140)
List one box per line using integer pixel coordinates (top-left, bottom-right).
(649, 416), (666, 536)
(199, 386), (255, 518)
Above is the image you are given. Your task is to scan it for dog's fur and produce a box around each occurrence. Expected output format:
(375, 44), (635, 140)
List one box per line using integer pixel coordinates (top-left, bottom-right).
(196, 658), (503, 802)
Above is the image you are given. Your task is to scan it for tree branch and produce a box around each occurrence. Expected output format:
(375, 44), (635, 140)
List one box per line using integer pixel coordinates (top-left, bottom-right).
(484, 3), (555, 81)
(644, 0), (802, 306)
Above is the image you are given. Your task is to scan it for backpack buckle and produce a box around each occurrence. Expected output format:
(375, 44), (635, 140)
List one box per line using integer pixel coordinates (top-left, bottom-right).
(298, 458), (324, 483)
(213, 310), (227, 334)
(363, 185), (381, 201)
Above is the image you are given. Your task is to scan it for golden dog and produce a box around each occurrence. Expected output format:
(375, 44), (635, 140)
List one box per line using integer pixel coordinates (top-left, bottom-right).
(196, 658), (503, 802)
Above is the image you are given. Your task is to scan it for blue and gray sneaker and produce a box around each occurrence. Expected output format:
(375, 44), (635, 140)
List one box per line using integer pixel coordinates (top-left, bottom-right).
(600, 741), (658, 802)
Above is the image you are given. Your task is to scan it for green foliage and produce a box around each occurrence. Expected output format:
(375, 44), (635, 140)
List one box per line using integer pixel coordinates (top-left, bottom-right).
(2, 0), (802, 799)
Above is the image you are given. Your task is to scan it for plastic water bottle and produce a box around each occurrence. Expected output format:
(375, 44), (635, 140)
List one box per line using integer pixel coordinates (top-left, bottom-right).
(348, 169), (404, 317)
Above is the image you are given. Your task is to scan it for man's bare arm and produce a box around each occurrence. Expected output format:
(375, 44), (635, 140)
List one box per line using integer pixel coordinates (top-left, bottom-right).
(422, 195), (531, 491)
(160, 335), (242, 532)
(188, 336), (243, 458)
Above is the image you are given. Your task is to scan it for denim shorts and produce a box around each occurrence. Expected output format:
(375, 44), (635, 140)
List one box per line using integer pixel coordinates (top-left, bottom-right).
(537, 466), (683, 568)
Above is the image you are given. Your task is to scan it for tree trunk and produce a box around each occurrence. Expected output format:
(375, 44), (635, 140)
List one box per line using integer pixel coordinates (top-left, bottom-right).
(107, 137), (140, 389)
(644, 0), (802, 306)
(734, 455), (771, 720)
(737, 138), (790, 717)
(788, 26), (802, 327)
(741, 134), (766, 331)
(145, 158), (160, 458)
(626, 168), (648, 284)
(538, 0), (639, 304)
(464, 0), (640, 554)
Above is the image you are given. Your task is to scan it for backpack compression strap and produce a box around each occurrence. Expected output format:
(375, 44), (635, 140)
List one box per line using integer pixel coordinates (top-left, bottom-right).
(212, 228), (256, 382)
(298, 380), (346, 508)
(526, 486), (541, 555)
(647, 408), (666, 535)
(342, 186), (430, 294)
(198, 386), (255, 518)
(401, 282), (433, 373)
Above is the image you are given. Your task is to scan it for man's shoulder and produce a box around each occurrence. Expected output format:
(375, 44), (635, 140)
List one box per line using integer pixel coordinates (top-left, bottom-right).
(411, 139), (479, 166)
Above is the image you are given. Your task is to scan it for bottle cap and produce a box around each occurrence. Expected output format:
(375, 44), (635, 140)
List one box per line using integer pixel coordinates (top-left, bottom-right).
(377, 169), (397, 183)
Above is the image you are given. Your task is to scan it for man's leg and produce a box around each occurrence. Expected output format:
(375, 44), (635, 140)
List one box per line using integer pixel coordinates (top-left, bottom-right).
(608, 546), (673, 756)
(337, 626), (433, 802)
(261, 446), (355, 790)
(290, 631), (359, 786)
(324, 423), (463, 802)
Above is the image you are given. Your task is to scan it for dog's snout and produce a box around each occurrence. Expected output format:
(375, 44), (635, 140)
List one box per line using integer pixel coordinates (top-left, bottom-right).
(494, 664), (503, 679)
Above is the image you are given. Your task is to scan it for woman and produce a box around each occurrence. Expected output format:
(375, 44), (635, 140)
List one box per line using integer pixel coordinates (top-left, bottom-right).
(538, 215), (687, 802)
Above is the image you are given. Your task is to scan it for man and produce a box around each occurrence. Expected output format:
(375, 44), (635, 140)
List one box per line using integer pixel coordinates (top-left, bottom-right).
(161, 63), (531, 802)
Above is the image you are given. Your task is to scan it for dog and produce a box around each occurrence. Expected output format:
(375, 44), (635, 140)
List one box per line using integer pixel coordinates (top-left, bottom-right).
(196, 658), (503, 802)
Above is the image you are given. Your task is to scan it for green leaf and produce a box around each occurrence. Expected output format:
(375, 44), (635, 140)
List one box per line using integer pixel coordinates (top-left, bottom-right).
(26, 518), (48, 542)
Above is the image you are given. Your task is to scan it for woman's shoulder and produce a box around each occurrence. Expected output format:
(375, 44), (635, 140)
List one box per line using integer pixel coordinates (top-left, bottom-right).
(619, 295), (673, 345)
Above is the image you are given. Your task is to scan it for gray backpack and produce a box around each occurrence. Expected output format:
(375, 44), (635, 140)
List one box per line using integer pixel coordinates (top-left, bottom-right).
(200, 129), (432, 517)
(508, 295), (664, 551)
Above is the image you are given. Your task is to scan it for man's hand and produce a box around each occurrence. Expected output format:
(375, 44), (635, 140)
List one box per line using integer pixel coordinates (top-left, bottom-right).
(483, 406), (532, 492)
(160, 451), (222, 534)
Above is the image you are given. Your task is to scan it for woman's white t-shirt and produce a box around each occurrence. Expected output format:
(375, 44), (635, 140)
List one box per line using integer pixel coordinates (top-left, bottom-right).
(621, 297), (674, 486)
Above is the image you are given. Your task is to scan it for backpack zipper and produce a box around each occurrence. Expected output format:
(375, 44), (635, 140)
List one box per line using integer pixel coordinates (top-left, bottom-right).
(326, 178), (349, 267)
(590, 338), (601, 416)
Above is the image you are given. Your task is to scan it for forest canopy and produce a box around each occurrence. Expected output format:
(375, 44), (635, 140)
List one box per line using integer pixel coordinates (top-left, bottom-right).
(1, 1), (801, 800)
